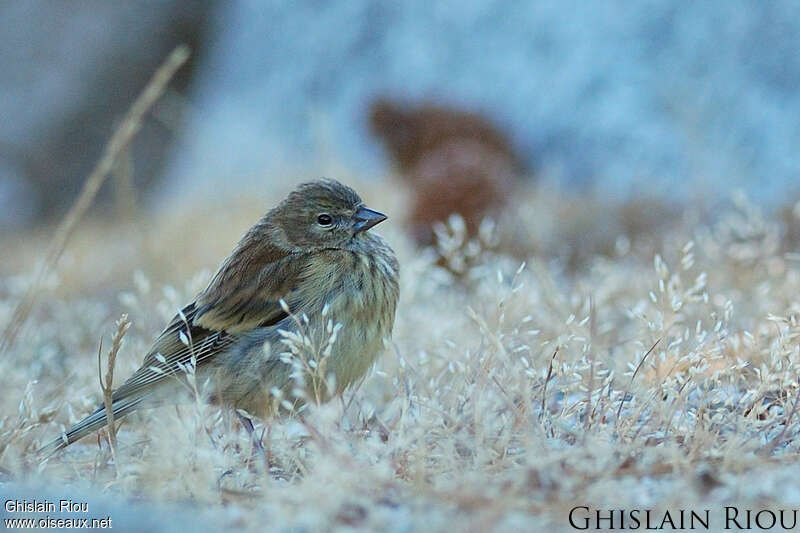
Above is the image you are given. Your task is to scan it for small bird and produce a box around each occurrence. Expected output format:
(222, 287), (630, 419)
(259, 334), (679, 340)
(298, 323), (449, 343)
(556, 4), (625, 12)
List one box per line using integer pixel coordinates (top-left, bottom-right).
(39, 179), (398, 456)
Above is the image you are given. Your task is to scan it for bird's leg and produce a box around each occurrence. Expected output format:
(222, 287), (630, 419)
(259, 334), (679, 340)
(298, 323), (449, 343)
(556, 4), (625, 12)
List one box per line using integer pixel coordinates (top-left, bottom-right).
(262, 424), (276, 468)
(236, 411), (268, 465)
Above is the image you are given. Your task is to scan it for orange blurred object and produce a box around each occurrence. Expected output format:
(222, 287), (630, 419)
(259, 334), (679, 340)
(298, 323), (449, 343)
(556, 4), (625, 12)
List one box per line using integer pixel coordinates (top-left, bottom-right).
(369, 98), (525, 245)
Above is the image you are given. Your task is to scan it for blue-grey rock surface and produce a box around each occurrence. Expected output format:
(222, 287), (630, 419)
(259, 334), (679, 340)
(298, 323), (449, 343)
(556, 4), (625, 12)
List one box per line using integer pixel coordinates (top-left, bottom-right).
(3, 1), (800, 223)
(163, 0), (800, 204)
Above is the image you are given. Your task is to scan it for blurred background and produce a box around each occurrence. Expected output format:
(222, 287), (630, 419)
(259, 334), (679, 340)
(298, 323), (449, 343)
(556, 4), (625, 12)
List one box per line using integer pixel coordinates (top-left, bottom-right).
(2, 0), (799, 232)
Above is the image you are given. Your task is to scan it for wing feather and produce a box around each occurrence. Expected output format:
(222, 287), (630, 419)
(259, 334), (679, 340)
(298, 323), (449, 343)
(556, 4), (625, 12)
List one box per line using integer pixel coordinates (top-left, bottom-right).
(192, 244), (305, 332)
(111, 303), (235, 401)
(111, 246), (307, 403)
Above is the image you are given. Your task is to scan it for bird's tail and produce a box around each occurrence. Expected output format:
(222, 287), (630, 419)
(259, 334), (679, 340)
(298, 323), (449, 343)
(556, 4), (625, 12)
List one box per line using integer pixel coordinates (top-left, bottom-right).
(37, 397), (143, 459)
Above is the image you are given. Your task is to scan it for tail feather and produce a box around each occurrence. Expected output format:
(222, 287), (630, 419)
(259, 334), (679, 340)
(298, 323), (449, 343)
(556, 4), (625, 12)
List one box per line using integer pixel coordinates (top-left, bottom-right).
(37, 397), (143, 459)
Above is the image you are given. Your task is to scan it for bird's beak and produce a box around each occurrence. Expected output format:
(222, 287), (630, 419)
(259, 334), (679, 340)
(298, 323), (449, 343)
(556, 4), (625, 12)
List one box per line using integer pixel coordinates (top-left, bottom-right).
(353, 206), (387, 233)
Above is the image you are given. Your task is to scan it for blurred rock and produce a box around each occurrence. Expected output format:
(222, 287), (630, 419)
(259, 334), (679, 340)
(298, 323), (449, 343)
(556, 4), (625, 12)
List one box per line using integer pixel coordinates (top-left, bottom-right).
(7, 1), (800, 226)
(160, 1), (800, 207)
(0, 0), (213, 227)
(369, 98), (524, 176)
(369, 98), (524, 245)
(780, 197), (800, 250)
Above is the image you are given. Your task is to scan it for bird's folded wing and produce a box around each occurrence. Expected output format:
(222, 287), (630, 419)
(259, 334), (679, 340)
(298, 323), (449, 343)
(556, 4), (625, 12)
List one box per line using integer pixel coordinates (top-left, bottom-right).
(112, 248), (305, 402)
(191, 246), (305, 332)
(110, 303), (237, 402)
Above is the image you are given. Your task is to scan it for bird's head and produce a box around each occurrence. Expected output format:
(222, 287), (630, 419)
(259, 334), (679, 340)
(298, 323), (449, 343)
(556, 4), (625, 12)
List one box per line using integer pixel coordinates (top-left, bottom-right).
(271, 179), (387, 251)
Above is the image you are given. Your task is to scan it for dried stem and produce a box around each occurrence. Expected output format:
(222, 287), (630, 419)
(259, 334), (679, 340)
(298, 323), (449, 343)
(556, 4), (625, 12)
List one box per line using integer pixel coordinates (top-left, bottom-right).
(113, 145), (137, 221)
(0, 45), (190, 356)
(760, 386), (800, 457)
(98, 314), (132, 459)
(539, 346), (559, 422)
(615, 338), (662, 424)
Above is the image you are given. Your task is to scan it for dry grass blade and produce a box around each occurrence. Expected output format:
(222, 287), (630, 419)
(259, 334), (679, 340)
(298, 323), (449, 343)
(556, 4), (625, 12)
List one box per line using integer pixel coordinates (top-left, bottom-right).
(615, 337), (661, 423)
(539, 346), (559, 422)
(584, 299), (596, 430)
(98, 314), (131, 459)
(760, 386), (800, 457)
(113, 145), (137, 221)
(0, 45), (191, 356)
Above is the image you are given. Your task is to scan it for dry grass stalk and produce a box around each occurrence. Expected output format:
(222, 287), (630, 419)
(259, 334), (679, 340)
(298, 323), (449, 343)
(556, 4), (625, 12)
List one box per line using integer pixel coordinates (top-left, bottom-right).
(761, 386), (800, 457)
(98, 314), (131, 457)
(113, 145), (137, 221)
(0, 45), (190, 356)
(615, 337), (661, 423)
(539, 346), (559, 422)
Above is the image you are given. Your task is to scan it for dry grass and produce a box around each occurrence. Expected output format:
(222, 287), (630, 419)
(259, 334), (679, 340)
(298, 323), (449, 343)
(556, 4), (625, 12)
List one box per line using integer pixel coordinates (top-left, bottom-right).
(2, 179), (800, 532)
(0, 45), (189, 355)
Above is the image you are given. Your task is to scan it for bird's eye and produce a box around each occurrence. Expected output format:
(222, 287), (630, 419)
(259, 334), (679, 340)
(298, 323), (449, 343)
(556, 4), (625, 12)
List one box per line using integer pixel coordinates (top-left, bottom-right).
(316, 214), (333, 226)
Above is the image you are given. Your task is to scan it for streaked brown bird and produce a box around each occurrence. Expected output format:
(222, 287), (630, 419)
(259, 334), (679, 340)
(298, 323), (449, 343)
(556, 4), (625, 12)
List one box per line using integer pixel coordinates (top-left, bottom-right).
(39, 179), (398, 456)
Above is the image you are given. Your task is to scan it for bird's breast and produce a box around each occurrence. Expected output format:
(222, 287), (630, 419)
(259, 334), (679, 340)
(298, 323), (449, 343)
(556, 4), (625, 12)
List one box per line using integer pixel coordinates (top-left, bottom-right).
(298, 246), (398, 390)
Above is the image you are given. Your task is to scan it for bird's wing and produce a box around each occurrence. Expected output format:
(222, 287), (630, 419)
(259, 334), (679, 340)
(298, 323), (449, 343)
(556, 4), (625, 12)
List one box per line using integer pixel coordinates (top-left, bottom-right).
(111, 245), (307, 403)
(111, 303), (236, 402)
(192, 242), (306, 333)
